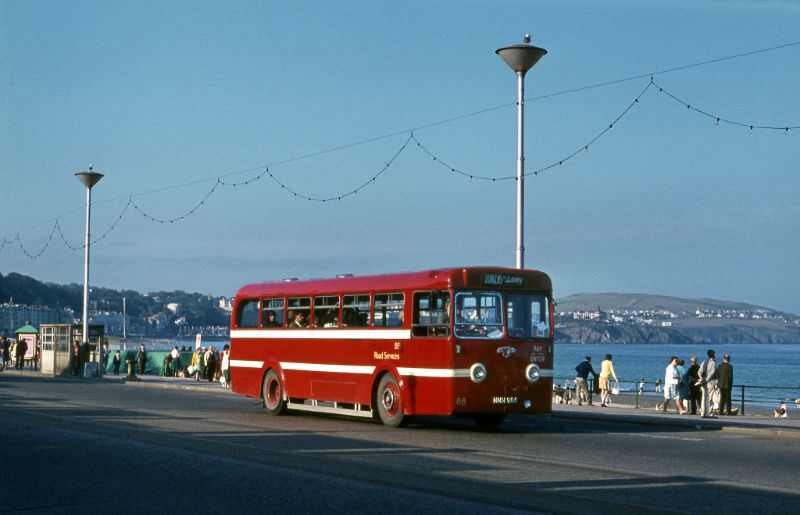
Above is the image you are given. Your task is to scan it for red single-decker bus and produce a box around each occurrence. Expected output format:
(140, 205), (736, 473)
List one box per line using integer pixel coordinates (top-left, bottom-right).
(230, 267), (553, 428)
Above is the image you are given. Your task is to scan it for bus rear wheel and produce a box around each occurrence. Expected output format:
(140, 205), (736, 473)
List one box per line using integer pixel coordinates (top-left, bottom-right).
(262, 369), (286, 415)
(375, 373), (405, 427)
(473, 414), (506, 430)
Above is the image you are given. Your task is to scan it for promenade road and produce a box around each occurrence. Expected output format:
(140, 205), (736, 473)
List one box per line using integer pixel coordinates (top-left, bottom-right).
(1, 370), (798, 514)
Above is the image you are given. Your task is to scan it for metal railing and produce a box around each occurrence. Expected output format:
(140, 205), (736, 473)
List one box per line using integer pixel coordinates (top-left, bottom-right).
(553, 377), (800, 415)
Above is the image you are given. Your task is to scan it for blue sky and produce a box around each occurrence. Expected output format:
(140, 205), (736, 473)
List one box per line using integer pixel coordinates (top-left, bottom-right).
(2, 0), (799, 314)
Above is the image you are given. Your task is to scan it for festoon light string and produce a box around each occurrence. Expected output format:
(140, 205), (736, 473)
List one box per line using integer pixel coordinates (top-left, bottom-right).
(2, 76), (797, 261)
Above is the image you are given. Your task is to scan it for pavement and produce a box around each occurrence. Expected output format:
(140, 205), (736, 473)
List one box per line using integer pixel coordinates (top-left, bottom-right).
(551, 400), (800, 438)
(4, 368), (799, 437)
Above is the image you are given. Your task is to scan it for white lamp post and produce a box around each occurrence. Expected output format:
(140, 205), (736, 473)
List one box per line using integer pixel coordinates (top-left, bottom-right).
(75, 163), (103, 374)
(496, 34), (547, 269)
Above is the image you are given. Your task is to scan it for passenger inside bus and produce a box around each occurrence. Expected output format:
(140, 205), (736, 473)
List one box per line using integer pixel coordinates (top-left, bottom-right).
(289, 311), (307, 328)
(263, 311), (281, 328)
(323, 311), (339, 328)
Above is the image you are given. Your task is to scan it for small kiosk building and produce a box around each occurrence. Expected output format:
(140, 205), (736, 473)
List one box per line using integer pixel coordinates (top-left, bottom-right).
(39, 323), (104, 376)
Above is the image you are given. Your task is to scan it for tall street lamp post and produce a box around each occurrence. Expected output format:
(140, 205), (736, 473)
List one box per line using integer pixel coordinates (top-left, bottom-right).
(496, 34), (547, 269)
(75, 164), (104, 374)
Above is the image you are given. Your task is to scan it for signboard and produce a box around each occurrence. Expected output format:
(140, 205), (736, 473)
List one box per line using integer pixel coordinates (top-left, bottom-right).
(83, 362), (98, 378)
(482, 273), (524, 287)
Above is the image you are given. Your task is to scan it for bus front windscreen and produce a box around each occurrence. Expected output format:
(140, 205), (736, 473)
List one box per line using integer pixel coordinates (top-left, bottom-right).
(506, 293), (550, 339)
(454, 291), (503, 339)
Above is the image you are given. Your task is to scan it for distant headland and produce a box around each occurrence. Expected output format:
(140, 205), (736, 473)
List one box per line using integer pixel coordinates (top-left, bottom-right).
(556, 293), (800, 344)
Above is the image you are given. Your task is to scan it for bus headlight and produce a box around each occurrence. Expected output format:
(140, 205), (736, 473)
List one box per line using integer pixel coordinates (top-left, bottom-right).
(525, 363), (541, 383)
(470, 363), (487, 383)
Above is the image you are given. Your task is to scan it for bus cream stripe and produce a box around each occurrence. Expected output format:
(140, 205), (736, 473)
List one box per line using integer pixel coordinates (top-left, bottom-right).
(398, 367), (470, 378)
(231, 329), (409, 340)
(230, 359), (264, 368)
(281, 362), (376, 374)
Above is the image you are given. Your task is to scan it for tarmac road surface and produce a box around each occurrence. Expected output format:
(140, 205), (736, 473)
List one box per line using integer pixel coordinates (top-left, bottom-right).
(1, 373), (798, 514)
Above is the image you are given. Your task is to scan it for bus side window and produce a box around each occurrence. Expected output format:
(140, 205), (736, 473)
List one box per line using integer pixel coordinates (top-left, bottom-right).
(412, 291), (450, 337)
(314, 295), (340, 328)
(261, 298), (285, 328)
(236, 299), (260, 328)
(287, 297), (310, 328)
(374, 293), (404, 327)
(342, 294), (370, 327)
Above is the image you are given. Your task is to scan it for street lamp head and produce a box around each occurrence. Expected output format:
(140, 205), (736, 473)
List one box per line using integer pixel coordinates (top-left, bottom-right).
(75, 163), (104, 189)
(496, 34), (547, 75)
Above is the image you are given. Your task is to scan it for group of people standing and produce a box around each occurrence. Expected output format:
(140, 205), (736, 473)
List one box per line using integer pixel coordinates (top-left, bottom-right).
(133, 344), (230, 387)
(572, 350), (734, 418)
(0, 335), (34, 371)
(573, 354), (620, 407)
(190, 345), (231, 387)
(662, 349), (734, 418)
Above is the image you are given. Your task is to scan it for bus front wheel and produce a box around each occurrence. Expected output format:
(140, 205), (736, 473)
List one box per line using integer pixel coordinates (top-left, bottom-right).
(375, 373), (405, 427)
(262, 369), (286, 415)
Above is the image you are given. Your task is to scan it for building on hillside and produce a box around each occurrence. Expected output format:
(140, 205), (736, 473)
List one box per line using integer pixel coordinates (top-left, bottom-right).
(0, 301), (72, 335)
(218, 297), (233, 312)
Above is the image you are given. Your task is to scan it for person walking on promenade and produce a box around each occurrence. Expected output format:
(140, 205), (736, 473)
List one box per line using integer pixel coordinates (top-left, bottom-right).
(100, 342), (110, 376)
(663, 356), (687, 415)
(136, 345), (148, 375)
(71, 342), (82, 376)
(204, 347), (217, 383)
(170, 346), (181, 377)
(162, 353), (173, 376)
(221, 344), (231, 388)
(599, 354), (619, 407)
(1, 335), (9, 370)
(192, 347), (202, 381)
(676, 359), (689, 412)
(15, 338), (28, 370)
(574, 356), (597, 406)
(697, 349), (719, 418)
(717, 354), (734, 415)
(686, 356), (701, 415)
(112, 351), (121, 375)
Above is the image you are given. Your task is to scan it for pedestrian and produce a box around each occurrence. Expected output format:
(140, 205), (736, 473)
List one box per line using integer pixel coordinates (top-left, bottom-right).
(204, 347), (217, 382)
(773, 401), (788, 418)
(654, 379), (662, 393)
(193, 347), (204, 381)
(112, 351), (121, 375)
(100, 342), (110, 376)
(221, 344), (231, 389)
(574, 356), (597, 406)
(697, 349), (719, 418)
(71, 342), (82, 376)
(686, 356), (701, 415)
(662, 356), (686, 415)
(15, 338), (28, 369)
(0, 335), (11, 370)
(676, 359), (689, 412)
(31, 346), (40, 370)
(599, 354), (619, 407)
(170, 346), (181, 377)
(638, 378), (645, 395)
(717, 354), (734, 415)
(136, 345), (147, 375)
(162, 354), (173, 376)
